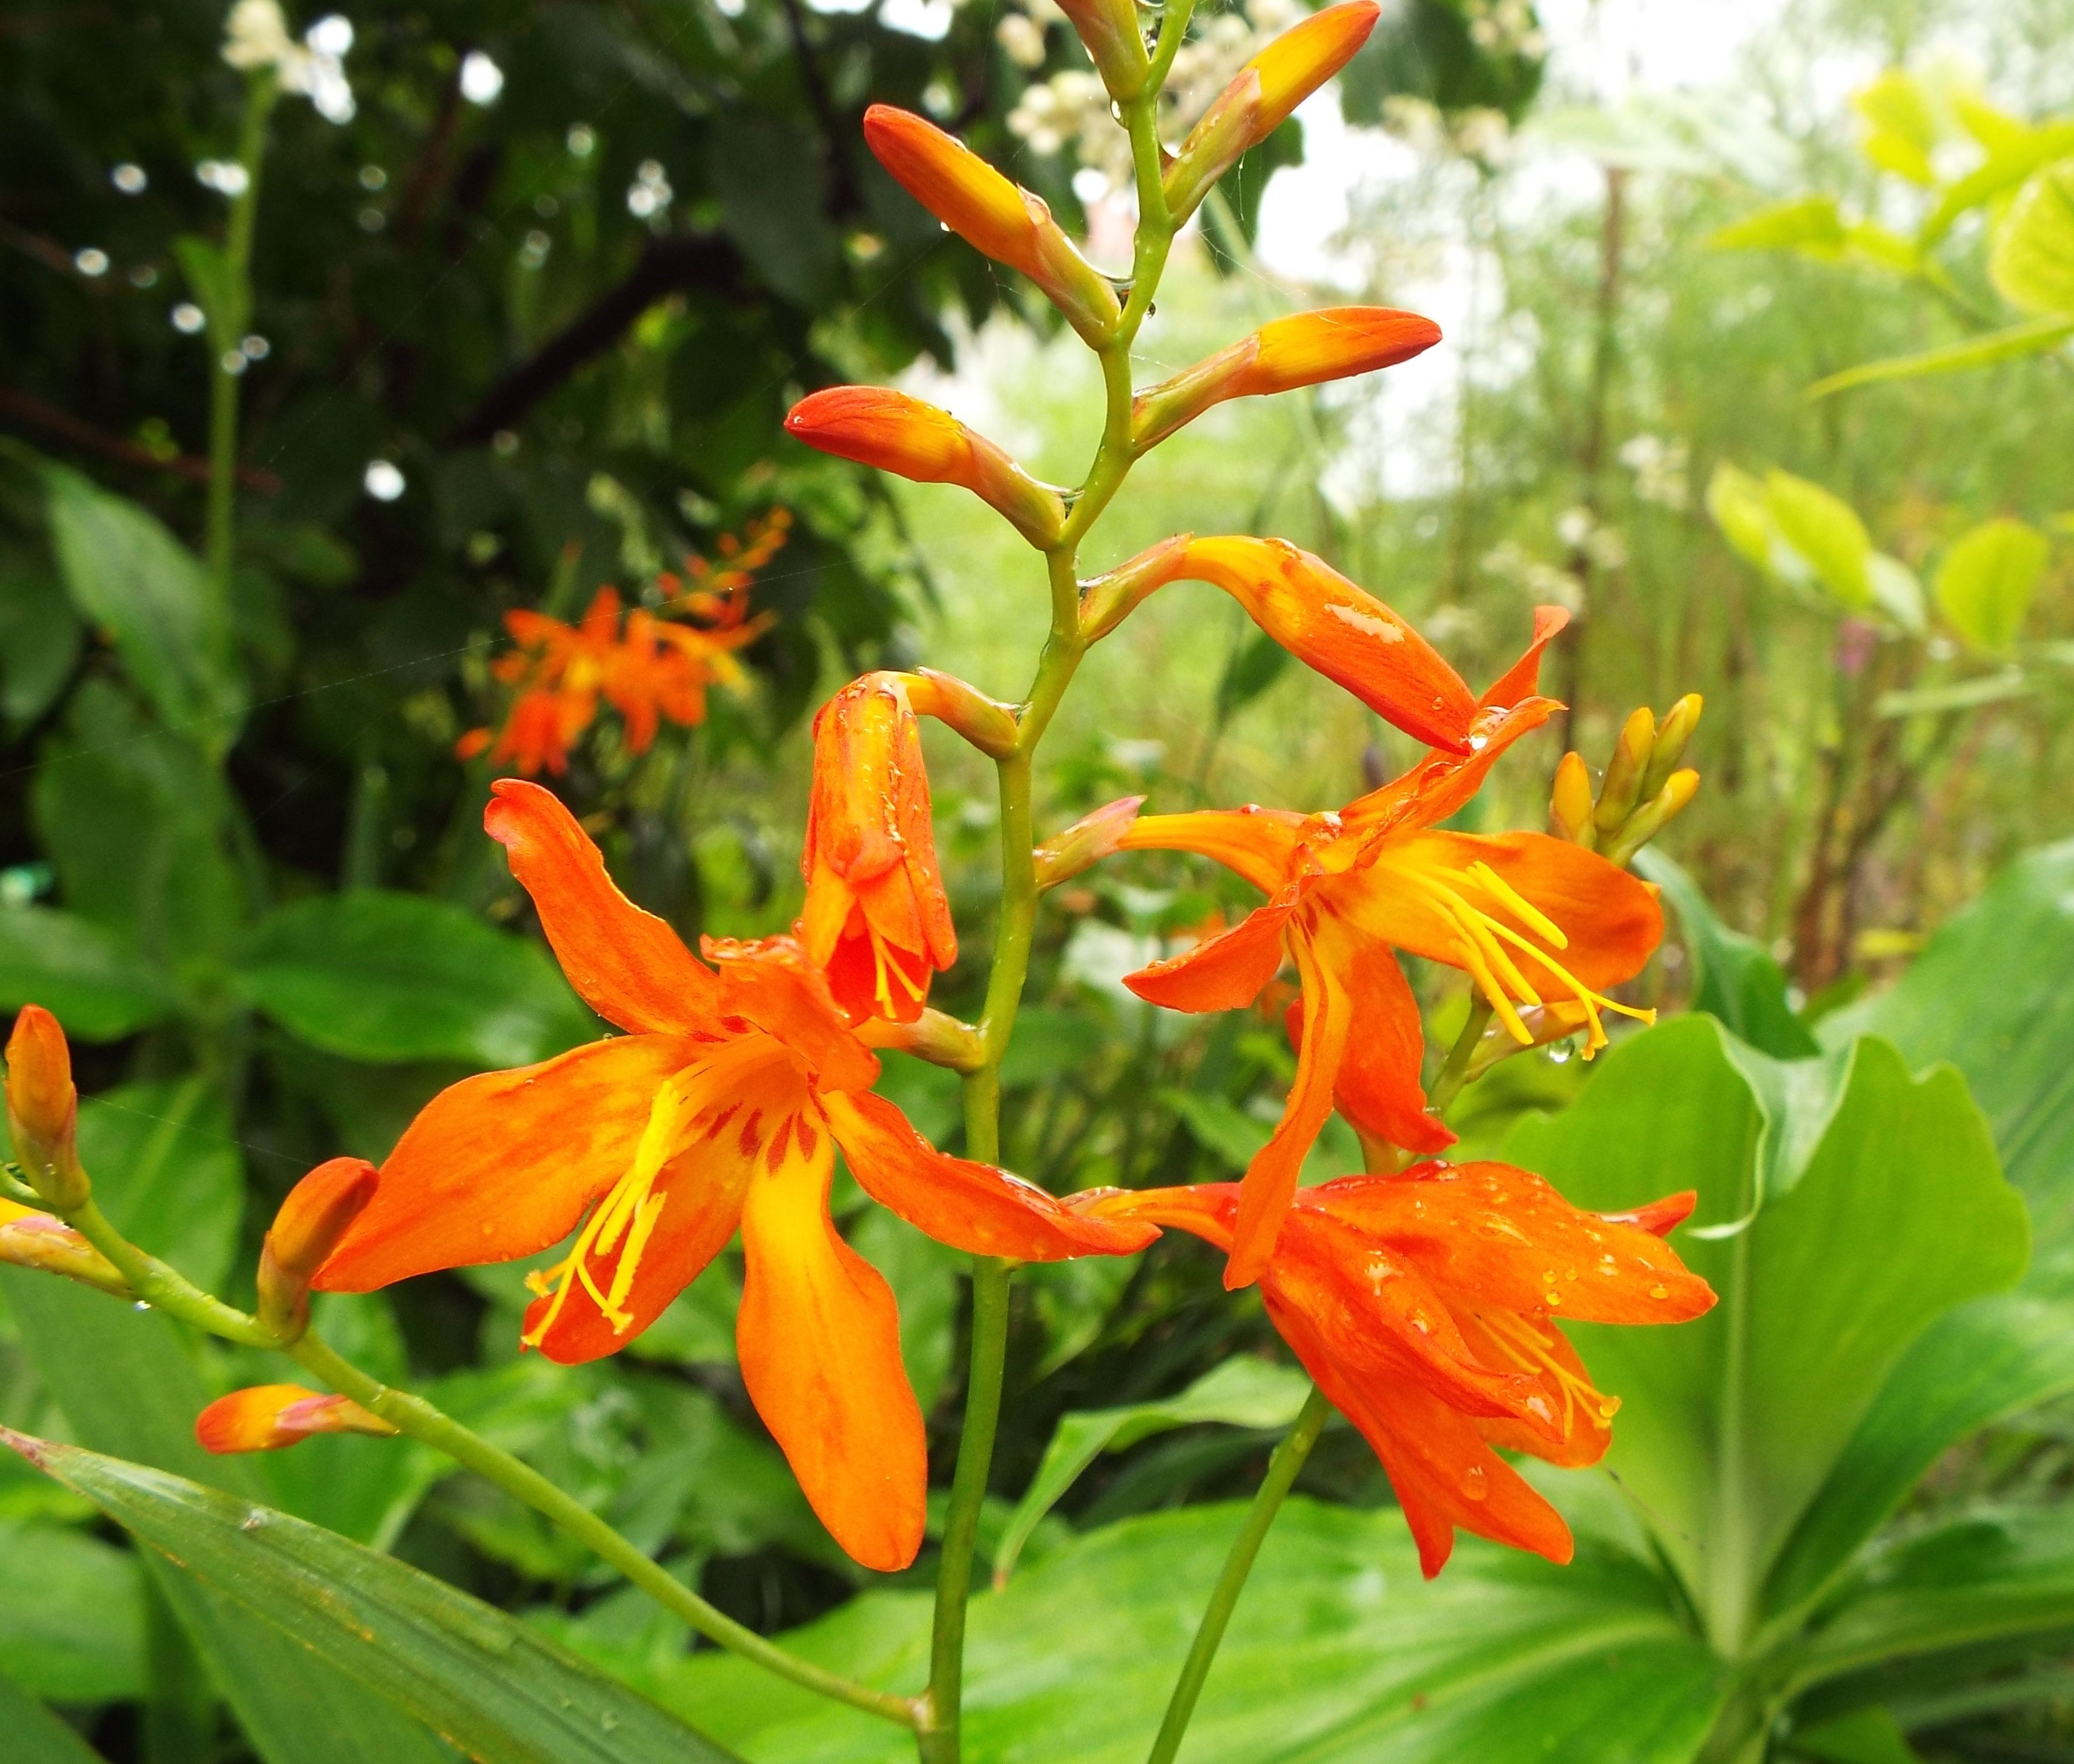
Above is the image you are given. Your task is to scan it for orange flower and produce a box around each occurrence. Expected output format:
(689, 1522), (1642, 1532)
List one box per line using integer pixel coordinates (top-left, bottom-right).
(1081, 535), (1480, 752)
(785, 387), (1066, 547)
(1131, 308), (1443, 451)
(314, 781), (1153, 1570)
(196, 1385), (398, 1453)
(798, 675), (957, 1025)
(1119, 608), (1663, 1287)
(1076, 1168), (1714, 1576)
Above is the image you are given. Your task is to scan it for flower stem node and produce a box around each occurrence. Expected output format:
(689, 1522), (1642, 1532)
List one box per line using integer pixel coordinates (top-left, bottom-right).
(4, 1007), (88, 1212)
(196, 1384), (398, 1454)
(257, 1157), (378, 1341)
(0, 1200), (130, 1297)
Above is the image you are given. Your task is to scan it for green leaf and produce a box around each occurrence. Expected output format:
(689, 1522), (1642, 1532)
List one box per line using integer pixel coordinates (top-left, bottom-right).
(74, 1077), (243, 1295)
(0, 1665), (107, 1764)
(1213, 626), (1295, 723)
(0, 1518), (145, 1702)
(1635, 849), (1816, 1059)
(1765, 470), (1873, 609)
(850, 1210), (960, 1415)
(1792, 1706), (1925, 1764)
(4, 1433), (745, 1764)
(1852, 70), (1939, 187)
(991, 1358), (1313, 1587)
(1921, 121), (2074, 245)
(1934, 517), (2050, 652)
(0, 550), (84, 728)
(1709, 194), (1851, 256)
(1808, 315), (2074, 398)
(1503, 1020), (2028, 1646)
(1162, 1087), (1272, 1171)
(625, 1501), (1723, 1763)
(1865, 553), (1925, 632)
(1765, 1293), (2074, 1620)
(237, 890), (595, 1067)
(1819, 839), (2074, 1274)
(1706, 461), (1778, 570)
(39, 462), (243, 756)
(0, 904), (174, 1040)
(707, 118), (840, 310)
(1989, 158), (2074, 315)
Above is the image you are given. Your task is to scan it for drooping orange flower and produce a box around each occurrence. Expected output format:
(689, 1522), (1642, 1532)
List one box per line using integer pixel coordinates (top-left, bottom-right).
(1120, 607), (1664, 1287)
(314, 780), (1152, 1570)
(798, 674), (957, 1025)
(197, 1384), (397, 1453)
(1075, 1166), (1714, 1576)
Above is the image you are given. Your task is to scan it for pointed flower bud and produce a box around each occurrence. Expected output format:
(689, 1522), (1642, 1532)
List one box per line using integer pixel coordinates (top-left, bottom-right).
(786, 388), (1066, 547)
(1163, 2), (1381, 222)
(1640, 693), (1703, 802)
(1034, 796), (1145, 890)
(1131, 308), (1442, 452)
(1080, 532), (1194, 641)
(1549, 751), (1596, 848)
(5, 1007), (87, 1211)
(1604, 770), (1700, 869)
(1594, 706), (1659, 837)
(905, 667), (1021, 759)
(863, 107), (1122, 345)
(259, 1157), (378, 1340)
(799, 675), (957, 1025)
(0, 1199), (130, 1296)
(196, 1384), (398, 1454)
(1054, 0), (1150, 100)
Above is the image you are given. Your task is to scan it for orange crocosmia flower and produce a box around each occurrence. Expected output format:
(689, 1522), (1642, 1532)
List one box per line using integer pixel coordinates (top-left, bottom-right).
(1120, 607), (1663, 1289)
(798, 675), (956, 1025)
(1076, 1168), (1714, 1577)
(314, 780), (1152, 1571)
(196, 1385), (397, 1453)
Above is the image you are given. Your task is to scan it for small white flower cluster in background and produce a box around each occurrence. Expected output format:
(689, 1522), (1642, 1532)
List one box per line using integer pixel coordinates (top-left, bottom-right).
(1379, 95), (1513, 165)
(222, 0), (356, 124)
(626, 159), (672, 221)
(1464, 0), (1545, 60)
(1482, 540), (1585, 613)
(1556, 504), (1630, 573)
(1619, 434), (1692, 512)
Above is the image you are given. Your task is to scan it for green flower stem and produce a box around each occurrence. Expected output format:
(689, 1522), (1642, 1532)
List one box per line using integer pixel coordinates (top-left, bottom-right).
(1145, 1386), (1333, 1764)
(206, 71), (279, 601)
(1426, 997), (1496, 1120)
(919, 87), (1179, 1763)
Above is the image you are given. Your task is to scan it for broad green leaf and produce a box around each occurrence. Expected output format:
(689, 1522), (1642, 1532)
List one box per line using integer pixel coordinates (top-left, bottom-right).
(39, 462), (243, 755)
(1921, 120), (2074, 244)
(1820, 839), (2074, 1273)
(1504, 1020), (2027, 1650)
(0, 1518), (144, 1702)
(0, 904), (174, 1040)
(1708, 195), (1849, 256)
(1809, 315), (2074, 397)
(1793, 1706), (1925, 1764)
(1213, 627), (1293, 723)
(1706, 461), (1778, 570)
(1635, 849), (1816, 1059)
(1852, 70), (1939, 186)
(1764, 1294), (2074, 1619)
(1865, 553), (1925, 632)
(991, 1358), (1313, 1586)
(0, 551), (83, 728)
(75, 1077), (243, 1295)
(237, 890), (595, 1066)
(707, 118), (840, 309)
(1989, 158), (2074, 315)
(997, 1005), (1106, 1088)
(1874, 668), (2030, 718)
(1765, 470), (1873, 609)
(0, 1665), (106, 1764)
(1163, 1087), (1272, 1170)
(616, 1501), (1724, 1764)
(1934, 517), (2050, 652)
(4, 1433), (745, 1764)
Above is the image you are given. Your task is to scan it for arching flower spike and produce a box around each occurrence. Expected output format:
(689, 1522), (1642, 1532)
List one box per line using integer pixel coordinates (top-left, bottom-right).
(1075, 1167), (1714, 1576)
(1120, 609), (1663, 1287)
(315, 781), (1152, 1571)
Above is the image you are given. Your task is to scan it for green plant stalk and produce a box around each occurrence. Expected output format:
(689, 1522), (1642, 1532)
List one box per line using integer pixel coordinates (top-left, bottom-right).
(1144, 1386), (1333, 1764)
(918, 87), (1181, 1764)
(48, 1192), (917, 1729)
(206, 71), (279, 604)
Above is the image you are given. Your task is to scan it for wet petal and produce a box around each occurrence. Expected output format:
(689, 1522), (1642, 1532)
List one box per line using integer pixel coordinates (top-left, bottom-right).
(1125, 890), (1298, 1014)
(705, 936), (880, 1093)
(1118, 805), (1312, 893)
(1456, 1307), (1616, 1468)
(1340, 695), (1559, 838)
(1304, 914), (1453, 1155)
(1479, 604), (1570, 711)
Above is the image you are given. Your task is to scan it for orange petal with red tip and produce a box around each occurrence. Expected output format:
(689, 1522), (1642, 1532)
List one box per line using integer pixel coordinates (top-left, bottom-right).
(785, 387), (1066, 547)
(486, 779), (721, 1035)
(736, 1118), (926, 1572)
(821, 1089), (1158, 1262)
(1306, 1163), (1716, 1326)
(316, 1034), (698, 1292)
(1124, 888), (1299, 1014)
(196, 1385), (397, 1453)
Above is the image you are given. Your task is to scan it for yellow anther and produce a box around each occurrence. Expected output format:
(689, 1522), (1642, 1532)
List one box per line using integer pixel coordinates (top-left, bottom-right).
(1465, 861), (1568, 950)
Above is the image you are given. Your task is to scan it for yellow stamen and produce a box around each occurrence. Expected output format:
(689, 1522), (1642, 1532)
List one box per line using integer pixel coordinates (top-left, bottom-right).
(1465, 861), (1568, 950)
(865, 917), (930, 1014)
(1475, 1306), (1619, 1438)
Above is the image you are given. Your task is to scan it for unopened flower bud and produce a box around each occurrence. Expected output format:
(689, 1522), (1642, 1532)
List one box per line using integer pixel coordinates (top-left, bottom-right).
(1034, 796), (1145, 890)
(1605, 770), (1700, 868)
(0, 1199), (130, 1296)
(785, 388), (1066, 548)
(5, 1007), (88, 1211)
(1549, 752), (1596, 848)
(1080, 533), (1195, 641)
(1641, 693), (1703, 801)
(1593, 705), (1658, 837)
(196, 1384), (398, 1454)
(1054, 0), (1150, 99)
(1163, 2), (1381, 222)
(863, 107), (1121, 345)
(905, 668), (1021, 759)
(257, 1157), (377, 1340)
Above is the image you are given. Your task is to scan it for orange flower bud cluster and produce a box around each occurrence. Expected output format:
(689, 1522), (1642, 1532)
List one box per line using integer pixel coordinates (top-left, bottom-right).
(5, 1006), (87, 1211)
(257, 1157), (378, 1340)
(196, 1384), (398, 1454)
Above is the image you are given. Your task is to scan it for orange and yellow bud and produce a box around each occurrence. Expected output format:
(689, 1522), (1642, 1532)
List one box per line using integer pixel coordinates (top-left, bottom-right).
(259, 1157), (378, 1340)
(0, 1198), (129, 1295)
(785, 387), (1066, 548)
(196, 1384), (398, 1454)
(1163, 2), (1381, 221)
(1594, 706), (1658, 837)
(1131, 307), (1442, 451)
(799, 675), (957, 1025)
(1034, 796), (1145, 891)
(1080, 532), (1194, 642)
(905, 667), (1021, 759)
(5, 1006), (87, 1211)
(862, 107), (1121, 345)
(1549, 751), (1596, 847)
(1642, 693), (1703, 800)
(1055, 0), (1149, 99)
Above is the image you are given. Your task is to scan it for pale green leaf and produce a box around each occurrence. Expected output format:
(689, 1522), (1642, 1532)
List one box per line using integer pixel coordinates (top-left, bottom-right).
(1809, 315), (2074, 397)
(1853, 70), (1940, 186)
(1794, 1706), (1926, 1764)
(1765, 470), (1874, 608)
(1630, 851), (1813, 1058)
(1920, 121), (2074, 245)
(1934, 517), (2050, 651)
(1708, 195), (1848, 256)
(1866, 552), (1925, 632)
(0, 904), (174, 1040)
(1989, 158), (2074, 315)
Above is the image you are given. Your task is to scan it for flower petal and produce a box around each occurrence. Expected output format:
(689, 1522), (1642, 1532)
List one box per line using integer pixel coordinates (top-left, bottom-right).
(1479, 604), (1570, 710)
(705, 936), (881, 1094)
(1303, 913), (1453, 1156)
(1118, 806), (1310, 893)
(1456, 1307), (1616, 1468)
(1125, 890), (1298, 1014)
(486, 779), (721, 1034)
(316, 1035), (696, 1292)
(736, 1121), (927, 1572)
(1340, 695), (1560, 838)
(822, 1089), (1158, 1261)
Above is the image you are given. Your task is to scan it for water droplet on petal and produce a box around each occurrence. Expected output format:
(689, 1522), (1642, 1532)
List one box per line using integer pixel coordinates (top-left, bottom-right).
(1461, 1463), (1489, 1501)
(1650, 1283), (1669, 1300)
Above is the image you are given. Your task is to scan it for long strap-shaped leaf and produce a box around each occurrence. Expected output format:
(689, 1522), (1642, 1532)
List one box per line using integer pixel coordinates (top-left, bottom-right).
(4, 1430), (746, 1764)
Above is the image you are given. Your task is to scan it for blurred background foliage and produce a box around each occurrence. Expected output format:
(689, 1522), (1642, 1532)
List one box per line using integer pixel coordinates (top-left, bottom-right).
(5, 0), (2074, 1759)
